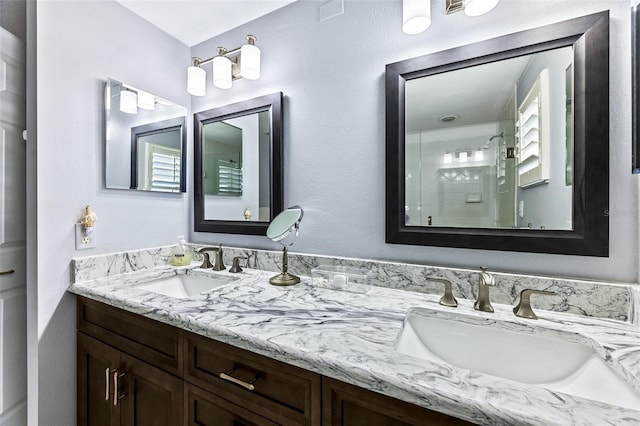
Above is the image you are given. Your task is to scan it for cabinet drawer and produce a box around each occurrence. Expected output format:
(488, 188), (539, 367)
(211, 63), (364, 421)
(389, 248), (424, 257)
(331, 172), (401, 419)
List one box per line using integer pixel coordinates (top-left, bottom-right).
(185, 332), (321, 426)
(185, 383), (278, 426)
(77, 297), (183, 376)
(323, 377), (475, 426)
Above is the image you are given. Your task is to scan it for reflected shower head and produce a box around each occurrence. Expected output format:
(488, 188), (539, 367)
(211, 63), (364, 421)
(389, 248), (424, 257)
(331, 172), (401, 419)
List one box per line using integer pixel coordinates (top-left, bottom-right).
(482, 132), (505, 150)
(488, 132), (504, 142)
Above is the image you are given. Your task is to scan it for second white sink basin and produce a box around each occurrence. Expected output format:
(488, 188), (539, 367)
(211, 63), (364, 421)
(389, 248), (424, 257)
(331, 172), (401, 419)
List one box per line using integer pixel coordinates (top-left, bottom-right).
(135, 273), (237, 299)
(395, 308), (640, 410)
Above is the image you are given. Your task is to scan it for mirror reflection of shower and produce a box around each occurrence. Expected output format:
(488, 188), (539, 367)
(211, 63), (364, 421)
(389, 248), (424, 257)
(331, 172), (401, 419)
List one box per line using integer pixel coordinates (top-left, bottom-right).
(404, 45), (574, 231)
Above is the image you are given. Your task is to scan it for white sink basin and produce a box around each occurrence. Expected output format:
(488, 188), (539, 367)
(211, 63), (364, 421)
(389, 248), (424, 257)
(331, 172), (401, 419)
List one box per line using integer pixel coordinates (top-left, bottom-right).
(395, 308), (640, 410)
(135, 273), (237, 299)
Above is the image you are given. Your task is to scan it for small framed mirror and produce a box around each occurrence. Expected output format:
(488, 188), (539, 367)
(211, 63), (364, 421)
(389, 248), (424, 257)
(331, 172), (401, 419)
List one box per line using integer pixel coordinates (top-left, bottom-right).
(105, 78), (187, 192)
(386, 12), (609, 256)
(194, 92), (283, 235)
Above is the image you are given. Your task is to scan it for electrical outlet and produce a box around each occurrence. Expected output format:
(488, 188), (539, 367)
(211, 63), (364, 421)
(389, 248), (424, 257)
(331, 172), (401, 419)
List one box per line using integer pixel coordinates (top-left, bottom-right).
(518, 200), (525, 218)
(75, 224), (96, 250)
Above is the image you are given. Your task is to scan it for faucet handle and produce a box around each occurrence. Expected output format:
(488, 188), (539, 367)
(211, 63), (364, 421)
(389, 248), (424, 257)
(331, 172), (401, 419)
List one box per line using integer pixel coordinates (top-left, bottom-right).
(513, 289), (556, 319)
(199, 252), (213, 269)
(229, 256), (244, 273)
(479, 267), (495, 286)
(426, 278), (458, 307)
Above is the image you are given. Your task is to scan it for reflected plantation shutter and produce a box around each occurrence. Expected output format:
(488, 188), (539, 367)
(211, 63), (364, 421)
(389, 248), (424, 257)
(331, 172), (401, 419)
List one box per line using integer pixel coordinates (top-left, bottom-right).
(148, 145), (181, 192)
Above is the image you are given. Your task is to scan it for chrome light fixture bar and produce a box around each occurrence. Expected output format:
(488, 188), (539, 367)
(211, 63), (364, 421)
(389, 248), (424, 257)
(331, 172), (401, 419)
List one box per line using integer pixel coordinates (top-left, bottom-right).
(187, 35), (261, 96)
(446, 0), (499, 16)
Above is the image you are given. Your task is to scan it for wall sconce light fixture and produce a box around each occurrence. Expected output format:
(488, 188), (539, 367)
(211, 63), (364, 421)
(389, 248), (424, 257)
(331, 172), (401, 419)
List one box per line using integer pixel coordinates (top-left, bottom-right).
(402, 0), (431, 35)
(405, 0), (500, 35)
(137, 90), (156, 111)
(461, 0), (500, 16)
(446, 0), (499, 16)
(444, 149), (487, 163)
(187, 35), (261, 96)
(119, 89), (137, 114)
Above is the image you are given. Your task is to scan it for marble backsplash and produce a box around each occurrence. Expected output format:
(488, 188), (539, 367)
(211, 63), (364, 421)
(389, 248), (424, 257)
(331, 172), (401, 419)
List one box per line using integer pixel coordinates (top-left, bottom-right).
(72, 243), (637, 322)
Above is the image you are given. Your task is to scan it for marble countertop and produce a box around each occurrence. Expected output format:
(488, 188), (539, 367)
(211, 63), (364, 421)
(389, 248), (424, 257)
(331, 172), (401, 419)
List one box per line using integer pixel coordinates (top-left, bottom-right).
(68, 265), (640, 425)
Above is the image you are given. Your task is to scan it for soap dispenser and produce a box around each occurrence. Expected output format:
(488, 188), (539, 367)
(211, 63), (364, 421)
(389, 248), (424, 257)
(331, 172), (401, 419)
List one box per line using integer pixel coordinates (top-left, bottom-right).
(172, 236), (191, 266)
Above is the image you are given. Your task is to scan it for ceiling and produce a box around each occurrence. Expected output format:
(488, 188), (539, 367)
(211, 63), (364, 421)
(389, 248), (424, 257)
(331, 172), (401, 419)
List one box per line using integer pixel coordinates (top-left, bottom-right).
(116, 0), (298, 46)
(405, 55), (531, 134)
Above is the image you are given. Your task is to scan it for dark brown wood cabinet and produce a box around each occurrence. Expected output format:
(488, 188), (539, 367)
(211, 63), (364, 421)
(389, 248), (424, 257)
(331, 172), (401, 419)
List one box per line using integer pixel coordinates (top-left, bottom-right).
(185, 382), (279, 426)
(322, 377), (474, 426)
(77, 333), (120, 426)
(77, 333), (182, 426)
(184, 332), (321, 426)
(77, 297), (474, 426)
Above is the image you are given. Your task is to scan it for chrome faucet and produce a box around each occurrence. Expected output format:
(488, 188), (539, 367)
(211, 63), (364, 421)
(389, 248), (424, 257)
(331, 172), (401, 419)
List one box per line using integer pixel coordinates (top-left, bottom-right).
(197, 245), (226, 271)
(474, 267), (495, 313)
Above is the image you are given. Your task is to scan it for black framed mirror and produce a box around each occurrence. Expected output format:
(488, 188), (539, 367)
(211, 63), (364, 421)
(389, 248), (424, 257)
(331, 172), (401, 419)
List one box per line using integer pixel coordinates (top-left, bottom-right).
(386, 12), (609, 256)
(130, 117), (186, 192)
(634, 3), (640, 174)
(194, 92), (283, 235)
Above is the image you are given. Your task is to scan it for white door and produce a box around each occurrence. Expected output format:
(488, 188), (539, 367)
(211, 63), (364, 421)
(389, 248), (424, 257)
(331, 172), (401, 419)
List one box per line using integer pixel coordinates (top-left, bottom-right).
(0, 26), (27, 426)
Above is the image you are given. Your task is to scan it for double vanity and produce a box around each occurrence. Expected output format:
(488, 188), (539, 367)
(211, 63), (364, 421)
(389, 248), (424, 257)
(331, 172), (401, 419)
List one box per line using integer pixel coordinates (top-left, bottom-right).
(69, 245), (640, 425)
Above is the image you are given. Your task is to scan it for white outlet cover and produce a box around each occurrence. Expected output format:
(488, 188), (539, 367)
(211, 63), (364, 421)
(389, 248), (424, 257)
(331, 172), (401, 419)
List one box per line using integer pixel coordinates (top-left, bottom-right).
(75, 224), (96, 250)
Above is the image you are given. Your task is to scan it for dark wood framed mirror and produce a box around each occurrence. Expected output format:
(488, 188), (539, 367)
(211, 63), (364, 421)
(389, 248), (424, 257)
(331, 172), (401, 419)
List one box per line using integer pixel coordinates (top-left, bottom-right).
(634, 3), (640, 174)
(386, 12), (609, 256)
(130, 117), (186, 192)
(194, 92), (283, 235)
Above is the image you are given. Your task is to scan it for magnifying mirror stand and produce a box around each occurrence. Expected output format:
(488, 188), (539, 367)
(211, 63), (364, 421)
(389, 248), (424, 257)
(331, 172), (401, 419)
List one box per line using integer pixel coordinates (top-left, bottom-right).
(269, 246), (300, 286)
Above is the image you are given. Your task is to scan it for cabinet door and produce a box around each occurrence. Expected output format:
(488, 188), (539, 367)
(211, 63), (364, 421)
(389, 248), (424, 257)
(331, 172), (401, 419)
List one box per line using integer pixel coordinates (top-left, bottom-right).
(119, 352), (183, 426)
(77, 333), (120, 426)
(322, 378), (475, 426)
(184, 383), (279, 426)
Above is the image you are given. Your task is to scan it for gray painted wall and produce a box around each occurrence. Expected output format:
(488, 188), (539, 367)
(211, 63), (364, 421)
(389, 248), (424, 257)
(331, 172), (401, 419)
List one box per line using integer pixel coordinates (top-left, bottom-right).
(27, 0), (640, 424)
(33, 1), (189, 424)
(191, 0), (638, 283)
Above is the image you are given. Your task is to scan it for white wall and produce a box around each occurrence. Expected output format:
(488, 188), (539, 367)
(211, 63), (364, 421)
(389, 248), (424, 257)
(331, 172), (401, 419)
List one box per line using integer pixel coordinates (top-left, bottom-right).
(516, 47), (573, 229)
(33, 1), (190, 424)
(191, 0), (638, 283)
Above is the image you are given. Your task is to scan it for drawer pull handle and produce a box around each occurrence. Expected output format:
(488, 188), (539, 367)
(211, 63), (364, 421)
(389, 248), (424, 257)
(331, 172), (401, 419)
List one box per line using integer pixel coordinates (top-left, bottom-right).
(219, 369), (257, 391)
(113, 370), (127, 406)
(104, 368), (110, 401)
(0, 270), (15, 276)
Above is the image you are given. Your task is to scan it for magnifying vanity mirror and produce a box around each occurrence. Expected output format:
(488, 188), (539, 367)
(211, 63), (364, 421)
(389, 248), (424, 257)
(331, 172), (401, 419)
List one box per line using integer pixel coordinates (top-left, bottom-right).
(105, 78), (187, 192)
(386, 12), (609, 256)
(194, 92), (283, 235)
(266, 206), (304, 286)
